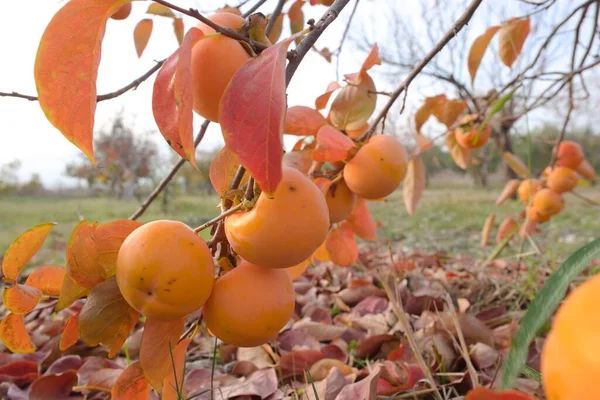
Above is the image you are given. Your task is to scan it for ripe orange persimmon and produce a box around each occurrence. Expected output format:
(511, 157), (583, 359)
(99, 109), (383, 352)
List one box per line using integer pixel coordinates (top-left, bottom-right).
(547, 166), (578, 193)
(517, 179), (543, 204)
(225, 166), (330, 268)
(526, 205), (551, 223)
(286, 259), (311, 280)
(454, 122), (491, 149)
(116, 220), (215, 320)
(554, 140), (585, 169)
(343, 135), (408, 200)
(541, 273), (600, 400)
(532, 188), (564, 217)
(190, 12), (251, 122)
(325, 180), (357, 224)
(202, 260), (294, 347)
(111, 3), (132, 20)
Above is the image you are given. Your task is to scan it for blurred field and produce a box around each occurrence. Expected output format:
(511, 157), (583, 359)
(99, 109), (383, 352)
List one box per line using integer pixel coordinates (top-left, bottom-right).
(1, 187), (599, 268)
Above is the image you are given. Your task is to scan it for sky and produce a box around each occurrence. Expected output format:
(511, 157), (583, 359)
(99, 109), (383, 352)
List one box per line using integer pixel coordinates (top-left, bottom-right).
(1, 0), (595, 188)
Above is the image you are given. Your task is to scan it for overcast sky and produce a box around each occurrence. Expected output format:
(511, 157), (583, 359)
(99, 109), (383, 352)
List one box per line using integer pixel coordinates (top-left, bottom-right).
(1, 0), (594, 188)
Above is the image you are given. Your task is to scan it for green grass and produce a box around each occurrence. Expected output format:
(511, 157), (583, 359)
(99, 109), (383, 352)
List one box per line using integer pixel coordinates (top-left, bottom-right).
(1, 187), (599, 268)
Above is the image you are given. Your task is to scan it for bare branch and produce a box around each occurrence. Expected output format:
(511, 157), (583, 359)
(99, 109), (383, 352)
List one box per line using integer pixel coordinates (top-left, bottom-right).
(194, 203), (244, 233)
(266, 0), (286, 36)
(244, 0), (269, 16)
(334, 0), (360, 80)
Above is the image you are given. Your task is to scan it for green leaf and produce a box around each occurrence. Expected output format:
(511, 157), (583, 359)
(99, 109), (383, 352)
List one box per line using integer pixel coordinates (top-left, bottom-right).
(477, 89), (516, 135)
(501, 236), (600, 389)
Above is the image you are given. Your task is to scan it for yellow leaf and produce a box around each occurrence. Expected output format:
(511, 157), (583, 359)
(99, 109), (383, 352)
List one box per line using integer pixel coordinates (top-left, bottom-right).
(147, 3), (175, 18)
(445, 131), (470, 170)
(468, 26), (501, 84)
(2, 222), (55, 284)
(173, 18), (184, 45)
(498, 18), (530, 68)
(480, 213), (496, 247)
(503, 152), (530, 179)
(134, 19), (153, 58)
(495, 179), (521, 205)
(403, 156), (426, 216)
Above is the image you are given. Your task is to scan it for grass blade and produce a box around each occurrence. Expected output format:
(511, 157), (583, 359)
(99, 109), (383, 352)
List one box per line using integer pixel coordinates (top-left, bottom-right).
(501, 236), (600, 389)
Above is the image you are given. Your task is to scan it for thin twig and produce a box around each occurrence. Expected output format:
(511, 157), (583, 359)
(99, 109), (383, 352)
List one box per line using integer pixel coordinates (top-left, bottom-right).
(243, 0), (268, 15)
(571, 190), (600, 206)
(357, 0), (484, 142)
(194, 203), (244, 233)
(0, 60), (165, 103)
(266, 0), (286, 36)
(334, 0), (360, 81)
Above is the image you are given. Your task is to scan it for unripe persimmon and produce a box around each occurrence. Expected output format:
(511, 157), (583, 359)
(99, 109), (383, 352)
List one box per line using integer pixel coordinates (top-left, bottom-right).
(517, 179), (543, 205)
(325, 180), (357, 224)
(225, 167), (330, 268)
(202, 260), (294, 347)
(116, 220), (215, 320)
(343, 135), (408, 200)
(554, 140), (585, 169)
(541, 273), (600, 400)
(454, 123), (491, 149)
(111, 3), (132, 20)
(532, 188), (564, 217)
(190, 12), (251, 122)
(547, 166), (578, 193)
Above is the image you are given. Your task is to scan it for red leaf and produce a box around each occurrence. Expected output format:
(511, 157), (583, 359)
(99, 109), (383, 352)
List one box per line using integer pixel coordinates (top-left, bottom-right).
(134, 19), (153, 58)
(95, 219), (143, 278)
(346, 197), (377, 240)
(34, 0), (132, 163)
(0, 360), (38, 386)
(78, 277), (140, 357)
(140, 317), (185, 391)
(336, 364), (381, 399)
(59, 312), (80, 351)
(56, 274), (89, 312)
(152, 27), (204, 167)
(2, 222), (55, 284)
(209, 145), (249, 196)
(29, 370), (78, 400)
(280, 349), (325, 380)
(468, 26), (501, 84)
(0, 313), (36, 353)
(66, 220), (103, 288)
(24, 265), (65, 296)
(465, 387), (536, 400)
(315, 81), (341, 110)
(112, 361), (150, 400)
(74, 368), (121, 393)
(313, 125), (357, 162)
(220, 33), (304, 195)
(162, 337), (193, 400)
(325, 221), (358, 266)
(3, 284), (42, 315)
(285, 105), (326, 136)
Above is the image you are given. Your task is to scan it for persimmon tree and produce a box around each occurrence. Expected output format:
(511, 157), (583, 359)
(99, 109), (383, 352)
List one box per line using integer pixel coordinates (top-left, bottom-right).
(1, 0), (599, 399)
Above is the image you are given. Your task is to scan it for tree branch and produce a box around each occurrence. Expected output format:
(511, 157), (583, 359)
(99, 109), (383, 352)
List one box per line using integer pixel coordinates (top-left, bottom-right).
(334, 0), (360, 81)
(0, 59), (165, 103)
(358, 0), (484, 141)
(266, 0), (286, 36)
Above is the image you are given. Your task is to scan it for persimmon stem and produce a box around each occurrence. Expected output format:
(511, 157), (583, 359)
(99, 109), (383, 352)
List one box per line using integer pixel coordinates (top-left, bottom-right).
(194, 203), (244, 233)
(245, 177), (255, 201)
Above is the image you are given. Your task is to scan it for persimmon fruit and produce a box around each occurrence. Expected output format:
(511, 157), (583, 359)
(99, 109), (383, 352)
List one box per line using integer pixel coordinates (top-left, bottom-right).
(530, 188), (564, 220)
(546, 166), (578, 193)
(116, 220), (215, 320)
(110, 3), (132, 20)
(554, 140), (585, 169)
(343, 135), (408, 200)
(225, 166), (330, 268)
(517, 179), (543, 204)
(286, 259), (311, 280)
(541, 273), (600, 400)
(202, 260), (294, 347)
(325, 180), (357, 224)
(191, 12), (251, 122)
(454, 122), (491, 149)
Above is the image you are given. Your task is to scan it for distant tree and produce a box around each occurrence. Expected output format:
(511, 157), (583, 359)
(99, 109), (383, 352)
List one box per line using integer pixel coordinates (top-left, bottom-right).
(65, 114), (158, 198)
(0, 160), (22, 194)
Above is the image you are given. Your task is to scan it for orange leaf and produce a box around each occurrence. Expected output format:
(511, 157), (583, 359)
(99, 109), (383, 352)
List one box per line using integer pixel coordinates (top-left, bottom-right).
(66, 220), (103, 288)
(346, 197), (377, 241)
(73, 368), (121, 393)
(34, 0), (132, 163)
(95, 220), (143, 278)
(346, 121), (369, 139)
(220, 33), (303, 196)
(56, 273), (90, 312)
(468, 26), (501, 84)
(445, 131), (470, 170)
(268, 13), (284, 44)
(3, 285), (42, 315)
(576, 159), (597, 181)
(503, 152), (529, 179)
(312, 241), (330, 262)
(2, 222), (55, 284)
(465, 387), (536, 400)
(162, 337), (192, 400)
(286, 259), (311, 281)
(59, 312), (80, 351)
(325, 221), (358, 267)
(434, 99), (467, 128)
(289, 0), (305, 44)
(315, 81), (342, 110)
(498, 18), (530, 68)
(0, 313), (36, 353)
(134, 19), (153, 58)
(24, 265), (65, 296)
(78, 277), (140, 358)
(329, 72), (377, 131)
(360, 44), (382, 73)
(414, 95), (446, 133)
(146, 3), (175, 18)
(480, 213), (496, 247)
(209, 145), (249, 196)
(495, 179), (521, 205)
(173, 18), (184, 45)
(140, 317), (185, 391)
(402, 156), (426, 216)
(313, 125), (356, 162)
(152, 27), (204, 167)
(112, 361), (150, 400)
(414, 133), (434, 155)
(284, 105), (326, 136)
